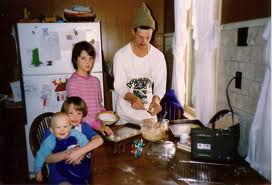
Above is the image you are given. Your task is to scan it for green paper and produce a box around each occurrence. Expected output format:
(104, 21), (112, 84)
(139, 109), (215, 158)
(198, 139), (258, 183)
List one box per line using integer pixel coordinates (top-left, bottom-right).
(32, 48), (43, 67)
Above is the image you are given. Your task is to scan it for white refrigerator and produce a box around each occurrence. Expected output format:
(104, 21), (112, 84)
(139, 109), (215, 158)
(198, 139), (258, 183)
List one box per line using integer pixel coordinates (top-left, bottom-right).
(16, 22), (104, 177)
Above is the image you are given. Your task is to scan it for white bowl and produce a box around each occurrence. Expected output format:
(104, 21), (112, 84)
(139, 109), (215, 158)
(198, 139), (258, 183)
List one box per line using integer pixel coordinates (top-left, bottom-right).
(97, 111), (119, 125)
(169, 124), (200, 137)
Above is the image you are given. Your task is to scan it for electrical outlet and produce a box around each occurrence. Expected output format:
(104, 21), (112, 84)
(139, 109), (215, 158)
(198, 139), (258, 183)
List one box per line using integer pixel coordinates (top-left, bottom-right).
(235, 71), (242, 89)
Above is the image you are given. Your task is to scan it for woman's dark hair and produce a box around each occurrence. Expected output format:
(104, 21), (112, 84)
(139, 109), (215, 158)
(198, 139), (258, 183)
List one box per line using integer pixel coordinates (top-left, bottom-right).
(71, 41), (96, 70)
(61, 96), (88, 117)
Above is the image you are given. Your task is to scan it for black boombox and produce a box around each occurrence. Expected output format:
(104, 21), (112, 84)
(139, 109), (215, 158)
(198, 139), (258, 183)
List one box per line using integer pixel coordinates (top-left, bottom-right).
(191, 127), (239, 162)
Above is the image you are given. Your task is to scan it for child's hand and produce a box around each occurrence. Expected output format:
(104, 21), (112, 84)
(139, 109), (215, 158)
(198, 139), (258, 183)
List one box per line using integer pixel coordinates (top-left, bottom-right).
(72, 155), (85, 165)
(63, 148), (76, 160)
(99, 125), (113, 136)
(65, 147), (83, 164)
(35, 171), (43, 182)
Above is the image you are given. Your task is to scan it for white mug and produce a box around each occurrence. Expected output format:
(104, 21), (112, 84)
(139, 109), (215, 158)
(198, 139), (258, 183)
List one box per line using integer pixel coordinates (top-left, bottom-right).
(180, 133), (189, 144)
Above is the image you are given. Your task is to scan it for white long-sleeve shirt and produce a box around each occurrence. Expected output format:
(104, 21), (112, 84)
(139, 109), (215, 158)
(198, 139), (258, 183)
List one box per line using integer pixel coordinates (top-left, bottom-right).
(113, 43), (167, 124)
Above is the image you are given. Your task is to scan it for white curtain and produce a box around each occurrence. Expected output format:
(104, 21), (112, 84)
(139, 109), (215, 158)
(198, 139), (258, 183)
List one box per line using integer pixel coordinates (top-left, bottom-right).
(191, 0), (218, 125)
(172, 0), (191, 106)
(246, 20), (271, 181)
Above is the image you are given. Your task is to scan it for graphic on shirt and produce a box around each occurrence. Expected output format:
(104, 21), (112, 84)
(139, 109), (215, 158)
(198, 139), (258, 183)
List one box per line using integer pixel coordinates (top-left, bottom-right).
(127, 78), (152, 104)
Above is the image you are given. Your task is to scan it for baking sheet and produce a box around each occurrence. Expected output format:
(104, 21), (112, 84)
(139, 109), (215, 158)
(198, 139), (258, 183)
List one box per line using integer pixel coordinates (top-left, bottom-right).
(105, 126), (141, 142)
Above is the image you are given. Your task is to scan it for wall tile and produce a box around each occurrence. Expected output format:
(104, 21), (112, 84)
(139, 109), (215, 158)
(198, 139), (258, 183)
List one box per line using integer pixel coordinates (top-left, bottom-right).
(234, 94), (258, 114)
(229, 77), (249, 96)
(220, 45), (236, 60)
(254, 64), (265, 82)
(248, 81), (261, 99)
(216, 103), (230, 111)
(220, 29), (237, 46)
(247, 26), (266, 45)
(248, 26), (259, 45)
(225, 61), (237, 76)
(232, 46), (252, 62)
(236, 63), (255, 80)
(251, 45), (265, 64)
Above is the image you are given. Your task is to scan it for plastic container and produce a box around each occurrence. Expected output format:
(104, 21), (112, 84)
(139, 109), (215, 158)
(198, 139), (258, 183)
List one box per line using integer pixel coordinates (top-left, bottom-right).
(145, 141), (176, 160)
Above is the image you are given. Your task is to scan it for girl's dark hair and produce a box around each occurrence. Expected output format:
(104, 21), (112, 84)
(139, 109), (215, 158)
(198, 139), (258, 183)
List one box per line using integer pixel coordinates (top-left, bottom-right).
(61, 96), (88, 117)
(71, 41), (96, 70)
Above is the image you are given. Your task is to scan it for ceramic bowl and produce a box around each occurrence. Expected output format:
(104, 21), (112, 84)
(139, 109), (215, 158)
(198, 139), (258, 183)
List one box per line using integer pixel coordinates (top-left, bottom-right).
(97, 111), (119, 126)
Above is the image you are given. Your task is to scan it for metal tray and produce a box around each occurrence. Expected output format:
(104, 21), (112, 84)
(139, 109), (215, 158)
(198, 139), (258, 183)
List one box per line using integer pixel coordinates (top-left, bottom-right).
(105, 125), (141, 142)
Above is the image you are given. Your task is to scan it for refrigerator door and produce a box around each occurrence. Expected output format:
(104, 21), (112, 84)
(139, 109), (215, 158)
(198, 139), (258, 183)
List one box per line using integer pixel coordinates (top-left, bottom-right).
(17, 22), (103, 76)
(91, 71), (104, 105)
(23, 74), (71, 174)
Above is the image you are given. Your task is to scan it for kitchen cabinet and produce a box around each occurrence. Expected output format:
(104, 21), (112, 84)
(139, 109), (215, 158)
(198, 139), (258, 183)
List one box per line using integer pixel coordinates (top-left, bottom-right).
(0, 101), (29, 183)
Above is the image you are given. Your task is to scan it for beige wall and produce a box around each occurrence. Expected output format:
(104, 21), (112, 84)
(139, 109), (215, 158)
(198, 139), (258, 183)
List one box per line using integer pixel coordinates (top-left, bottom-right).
(221, 0), (270, 24)
(0, 0), (164, 96)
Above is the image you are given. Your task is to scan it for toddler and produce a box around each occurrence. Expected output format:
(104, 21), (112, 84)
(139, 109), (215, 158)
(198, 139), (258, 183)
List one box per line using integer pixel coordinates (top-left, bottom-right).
(44, 97), (103, 184)
(35, 112), (90, 184)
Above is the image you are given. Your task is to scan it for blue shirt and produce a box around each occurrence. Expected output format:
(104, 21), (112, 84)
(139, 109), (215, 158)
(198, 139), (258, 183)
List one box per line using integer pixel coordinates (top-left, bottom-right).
(35, 129), (88, 173)
(42, 122), (97, 184)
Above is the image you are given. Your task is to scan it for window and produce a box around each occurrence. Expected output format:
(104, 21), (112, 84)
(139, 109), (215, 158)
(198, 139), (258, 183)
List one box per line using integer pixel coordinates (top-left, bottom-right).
(184, 8), (196, 118)
(171, 0), (221, 121)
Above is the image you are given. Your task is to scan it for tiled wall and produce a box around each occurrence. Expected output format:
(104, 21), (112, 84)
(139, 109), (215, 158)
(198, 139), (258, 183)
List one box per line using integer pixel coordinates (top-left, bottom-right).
(164, 18), (269, 156)
(217, 18), (269, 156)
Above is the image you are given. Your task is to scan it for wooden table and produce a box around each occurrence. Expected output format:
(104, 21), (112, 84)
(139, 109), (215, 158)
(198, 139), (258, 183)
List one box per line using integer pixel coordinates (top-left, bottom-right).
(91, 128), (269, 185)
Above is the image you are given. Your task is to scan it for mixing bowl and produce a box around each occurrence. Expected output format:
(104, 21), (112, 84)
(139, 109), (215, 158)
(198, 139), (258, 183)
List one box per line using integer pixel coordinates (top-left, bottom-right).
(140, 119), (166, 142)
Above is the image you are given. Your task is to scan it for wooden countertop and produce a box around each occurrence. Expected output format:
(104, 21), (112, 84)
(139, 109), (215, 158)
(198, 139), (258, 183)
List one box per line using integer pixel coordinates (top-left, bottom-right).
(91, 126), (270, 185)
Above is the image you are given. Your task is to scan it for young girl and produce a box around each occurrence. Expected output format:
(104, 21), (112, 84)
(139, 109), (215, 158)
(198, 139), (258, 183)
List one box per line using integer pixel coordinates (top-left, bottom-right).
(66, 41), (112, 135)
(44, 96), (103, 184)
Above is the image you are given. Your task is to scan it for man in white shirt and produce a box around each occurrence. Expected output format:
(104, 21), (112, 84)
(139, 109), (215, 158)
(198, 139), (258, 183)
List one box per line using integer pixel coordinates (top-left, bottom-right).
(113, 2), (167, 124)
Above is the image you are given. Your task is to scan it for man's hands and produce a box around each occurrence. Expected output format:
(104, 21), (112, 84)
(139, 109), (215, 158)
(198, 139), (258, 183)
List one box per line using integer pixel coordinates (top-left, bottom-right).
(147, 101), (162, 116)
(147, 96), (162, 116)
(125, 93), (162, 116)
(124, 92), (146, 110)
(131, 96), (146, 110)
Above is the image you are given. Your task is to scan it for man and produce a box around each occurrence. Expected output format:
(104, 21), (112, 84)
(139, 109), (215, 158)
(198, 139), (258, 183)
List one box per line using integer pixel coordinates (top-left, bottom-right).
(113, 2), (167, 124)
